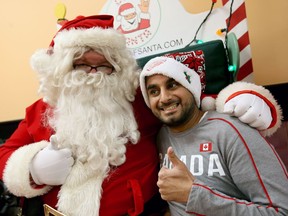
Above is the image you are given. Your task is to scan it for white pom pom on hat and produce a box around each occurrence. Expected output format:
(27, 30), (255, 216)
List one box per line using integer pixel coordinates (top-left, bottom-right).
(201, 94), (216, 111)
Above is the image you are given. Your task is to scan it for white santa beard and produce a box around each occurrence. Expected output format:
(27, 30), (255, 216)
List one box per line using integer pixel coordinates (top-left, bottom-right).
(48, 71), (139, 216)
(121, 16), (139, 31)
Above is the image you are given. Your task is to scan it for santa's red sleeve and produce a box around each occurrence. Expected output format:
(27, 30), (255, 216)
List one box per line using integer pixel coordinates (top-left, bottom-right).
(0, 99), (53, 197)
(215, 81), (282, 137)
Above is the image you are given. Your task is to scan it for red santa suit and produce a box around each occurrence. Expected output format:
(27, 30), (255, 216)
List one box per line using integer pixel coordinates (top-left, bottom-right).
(0, 89), (163, 216)
(0, 15), (165, 216)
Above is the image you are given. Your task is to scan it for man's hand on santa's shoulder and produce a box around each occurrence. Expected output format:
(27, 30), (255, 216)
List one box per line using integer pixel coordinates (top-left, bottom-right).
(29, 139), (74, 186)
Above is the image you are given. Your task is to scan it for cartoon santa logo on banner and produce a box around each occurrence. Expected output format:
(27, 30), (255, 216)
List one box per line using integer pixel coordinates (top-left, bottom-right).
(101, 0), (253, 82)
(102, 0), (161, 49)
(116, 1), (151, 34)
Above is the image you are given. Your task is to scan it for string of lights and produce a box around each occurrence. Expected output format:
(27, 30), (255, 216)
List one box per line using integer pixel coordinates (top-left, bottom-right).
(185, 0), (236, 72)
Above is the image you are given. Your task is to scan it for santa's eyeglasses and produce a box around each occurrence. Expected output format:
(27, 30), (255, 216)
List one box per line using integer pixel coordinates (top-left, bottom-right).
(73, 64), (114, 74)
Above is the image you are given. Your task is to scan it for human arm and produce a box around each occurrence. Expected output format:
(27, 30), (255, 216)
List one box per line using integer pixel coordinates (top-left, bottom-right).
(215, 81), (282, 137)
(29, 135), (74, 186)
(185, 117), (288, 215)
(0, 99), (66, 197)
(0, 123), (52, 197)
(158, 146), (288, 215)
(157, 147), (195, 203)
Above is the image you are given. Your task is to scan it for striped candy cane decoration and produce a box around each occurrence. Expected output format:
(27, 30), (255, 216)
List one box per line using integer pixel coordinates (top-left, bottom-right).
(222, 0), (254, 82)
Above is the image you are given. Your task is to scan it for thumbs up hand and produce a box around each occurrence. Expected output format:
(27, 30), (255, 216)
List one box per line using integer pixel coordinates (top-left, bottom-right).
(157, 147), (195, 202)
(29, 135), (74, 186)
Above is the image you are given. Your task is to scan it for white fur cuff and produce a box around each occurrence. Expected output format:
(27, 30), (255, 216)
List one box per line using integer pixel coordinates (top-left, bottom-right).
(3, 141), (52, 197)
(215, 81), (283, 137)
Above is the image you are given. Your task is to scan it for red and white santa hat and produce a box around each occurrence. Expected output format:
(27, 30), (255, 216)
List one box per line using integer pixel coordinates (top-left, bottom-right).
(140, 56), (203, 108)
(30, 14), (138, 106)
(30, 14), (131, 78)
(118, 3), (136, 16)
(49, 15), (125, 53)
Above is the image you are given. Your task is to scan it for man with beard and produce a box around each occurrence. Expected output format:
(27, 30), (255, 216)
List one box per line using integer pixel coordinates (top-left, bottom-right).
(0, 15), (282, 216)
(139, 56), (288, 215)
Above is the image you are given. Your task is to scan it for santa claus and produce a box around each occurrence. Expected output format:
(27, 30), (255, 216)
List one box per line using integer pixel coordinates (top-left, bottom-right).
(116, 1), (151, 34)
(0, 15), (281, 216)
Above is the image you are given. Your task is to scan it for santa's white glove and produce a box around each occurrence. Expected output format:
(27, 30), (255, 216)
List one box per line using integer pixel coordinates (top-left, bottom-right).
(29, 136), (74, 185)
(223, 93), (272, 130)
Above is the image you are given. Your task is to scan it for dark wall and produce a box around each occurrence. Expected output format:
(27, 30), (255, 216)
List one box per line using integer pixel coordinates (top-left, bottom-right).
(0, 120), (21, 144)
(265, 82), (288, 121)
(264, 82), (288, 169)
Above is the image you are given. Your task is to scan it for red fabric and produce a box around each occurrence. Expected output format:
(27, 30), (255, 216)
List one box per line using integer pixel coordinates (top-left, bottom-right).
(164, 50), (206, 93)
(49, 15), (114, 47)
(127, 179), (144, 216)
(0, 88), (162, 215)
(201, 93), (218, 100)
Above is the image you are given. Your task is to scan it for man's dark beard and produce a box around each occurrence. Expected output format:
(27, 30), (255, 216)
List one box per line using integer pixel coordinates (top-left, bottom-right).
(163, 102), (197, 128)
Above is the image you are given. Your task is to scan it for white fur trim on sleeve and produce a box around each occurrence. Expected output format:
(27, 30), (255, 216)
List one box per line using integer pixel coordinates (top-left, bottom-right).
(215, 81), (282, 137)
(3, 141), (52, 197)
